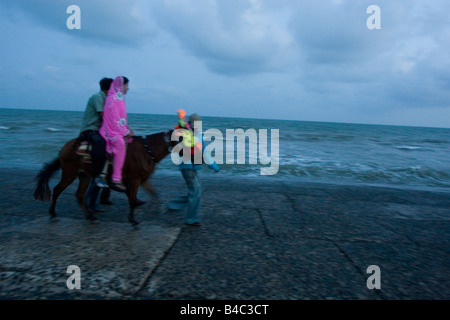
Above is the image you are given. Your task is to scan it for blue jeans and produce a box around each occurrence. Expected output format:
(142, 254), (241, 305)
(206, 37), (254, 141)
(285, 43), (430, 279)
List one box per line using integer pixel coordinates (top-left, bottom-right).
(85, 180), (100, 210)
(79, 130), (107, 177)
(167, 169), (202, 224)
(85, 180), (109, 210)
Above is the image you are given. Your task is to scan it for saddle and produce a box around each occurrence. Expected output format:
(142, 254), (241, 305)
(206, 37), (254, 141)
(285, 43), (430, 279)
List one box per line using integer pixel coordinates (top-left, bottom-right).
(76, 141), (92, 163)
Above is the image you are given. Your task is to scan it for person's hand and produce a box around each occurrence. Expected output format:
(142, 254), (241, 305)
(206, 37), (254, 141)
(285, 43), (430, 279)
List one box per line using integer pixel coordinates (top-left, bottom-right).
(209, 163), (220, 173)
(125, 130), (134, 139)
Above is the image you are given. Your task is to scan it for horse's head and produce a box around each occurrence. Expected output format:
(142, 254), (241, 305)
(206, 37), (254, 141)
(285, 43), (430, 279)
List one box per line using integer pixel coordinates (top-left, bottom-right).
(164, 130), (177, 152)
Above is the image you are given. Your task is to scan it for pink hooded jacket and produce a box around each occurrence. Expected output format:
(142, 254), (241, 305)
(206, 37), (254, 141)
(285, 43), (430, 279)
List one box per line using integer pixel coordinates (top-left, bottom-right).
(99, 76), (131, 154)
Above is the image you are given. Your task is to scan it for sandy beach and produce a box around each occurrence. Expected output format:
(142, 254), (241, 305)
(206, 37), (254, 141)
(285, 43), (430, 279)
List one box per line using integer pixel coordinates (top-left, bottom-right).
(0, 167), (449, 301)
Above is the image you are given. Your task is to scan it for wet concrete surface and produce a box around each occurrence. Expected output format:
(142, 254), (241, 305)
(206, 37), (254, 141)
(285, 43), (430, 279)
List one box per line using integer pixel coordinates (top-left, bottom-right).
(0, 169), (449, 300)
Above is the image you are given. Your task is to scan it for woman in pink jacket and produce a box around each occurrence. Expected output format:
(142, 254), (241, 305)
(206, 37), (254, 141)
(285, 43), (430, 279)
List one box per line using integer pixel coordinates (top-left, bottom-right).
(99, 76), (133, 192)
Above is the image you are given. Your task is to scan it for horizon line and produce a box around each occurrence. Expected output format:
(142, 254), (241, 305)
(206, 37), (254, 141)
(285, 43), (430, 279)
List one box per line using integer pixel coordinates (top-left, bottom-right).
(1, 106), (449, 130)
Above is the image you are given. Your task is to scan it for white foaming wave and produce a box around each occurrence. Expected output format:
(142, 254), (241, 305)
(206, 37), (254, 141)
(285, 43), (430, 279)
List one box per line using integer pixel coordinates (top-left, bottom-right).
(279, 155), (329, 166)
(46, 127), (62, 132)
(395, 145), (422, 150)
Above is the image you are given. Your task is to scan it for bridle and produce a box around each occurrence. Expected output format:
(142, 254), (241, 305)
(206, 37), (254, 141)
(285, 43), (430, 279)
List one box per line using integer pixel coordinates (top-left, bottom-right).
(163, 131), (173, 152)
(141, 131), (173, 163)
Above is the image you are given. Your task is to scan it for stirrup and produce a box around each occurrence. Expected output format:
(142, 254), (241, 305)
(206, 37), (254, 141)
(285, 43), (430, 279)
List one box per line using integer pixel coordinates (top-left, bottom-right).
(110, 181), (127, 193)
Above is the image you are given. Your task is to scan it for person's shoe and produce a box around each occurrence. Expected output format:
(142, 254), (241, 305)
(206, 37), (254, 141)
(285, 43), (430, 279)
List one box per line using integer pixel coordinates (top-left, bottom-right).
(100, 200), (114, 205)
(87, 206), (104, 213)
(95, 176), (109, 188)
(185, 222), (202, 227)
(110, 181), (127, 193)
(86, 213), (98, 222)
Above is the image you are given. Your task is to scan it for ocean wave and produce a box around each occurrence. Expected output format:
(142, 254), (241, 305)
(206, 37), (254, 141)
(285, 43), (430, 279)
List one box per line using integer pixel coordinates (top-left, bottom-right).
(395, 145), (423, 151)
(331, 134), (355, 141)
(2, 109), (449, 192)
(151, 154), (450, 189)
(36, 143), (61, 152)
(297, 133), (329, 142)
(0, 125), (26, 131)
(421, 139), (449, 144)
(46, 127), (62, 132)
(253, 161), (450, 188)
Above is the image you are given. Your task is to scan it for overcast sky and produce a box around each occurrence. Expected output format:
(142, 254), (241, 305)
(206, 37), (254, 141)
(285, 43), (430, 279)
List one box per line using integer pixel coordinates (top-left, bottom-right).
(1, 0), (449, 128)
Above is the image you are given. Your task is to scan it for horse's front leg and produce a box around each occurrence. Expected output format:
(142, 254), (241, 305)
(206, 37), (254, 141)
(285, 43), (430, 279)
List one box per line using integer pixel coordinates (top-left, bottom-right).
(141, 180), (156, 196)
(126, 179), (140, 226)
(141, 179), (165, 213)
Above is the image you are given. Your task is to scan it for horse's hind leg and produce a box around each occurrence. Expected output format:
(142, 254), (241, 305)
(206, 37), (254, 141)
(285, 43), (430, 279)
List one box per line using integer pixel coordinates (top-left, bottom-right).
(76, 172), (90, 208)
(76, 172), (99, 221)
(49, 171), (78, 218)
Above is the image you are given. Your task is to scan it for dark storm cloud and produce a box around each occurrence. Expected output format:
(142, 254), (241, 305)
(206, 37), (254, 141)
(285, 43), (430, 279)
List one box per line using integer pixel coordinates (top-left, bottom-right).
(0, 0), (449, 127)
(1, 0), (155, 46)
(149, 0), (295, 76)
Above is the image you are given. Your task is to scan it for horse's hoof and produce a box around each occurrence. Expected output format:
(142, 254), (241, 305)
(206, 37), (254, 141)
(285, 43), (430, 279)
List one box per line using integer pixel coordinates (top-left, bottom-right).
(128, 217), (139, 226)
(86, 215), (98, 222)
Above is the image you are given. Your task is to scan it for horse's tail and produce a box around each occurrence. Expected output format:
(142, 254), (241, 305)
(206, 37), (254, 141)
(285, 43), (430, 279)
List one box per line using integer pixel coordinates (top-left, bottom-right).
(33, 157), (61, 202)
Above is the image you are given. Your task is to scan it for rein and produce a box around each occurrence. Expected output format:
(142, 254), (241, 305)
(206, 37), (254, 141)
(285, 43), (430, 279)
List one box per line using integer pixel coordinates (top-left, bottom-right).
(140, 131), (173, 163)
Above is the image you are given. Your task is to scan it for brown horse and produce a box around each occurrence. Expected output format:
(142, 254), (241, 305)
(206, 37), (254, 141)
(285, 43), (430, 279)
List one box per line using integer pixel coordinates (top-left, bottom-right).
(34, 131), (175, 226)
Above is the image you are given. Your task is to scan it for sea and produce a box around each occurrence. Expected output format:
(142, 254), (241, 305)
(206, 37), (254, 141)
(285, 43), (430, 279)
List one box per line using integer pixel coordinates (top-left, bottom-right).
(0, 108), (449, 193)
